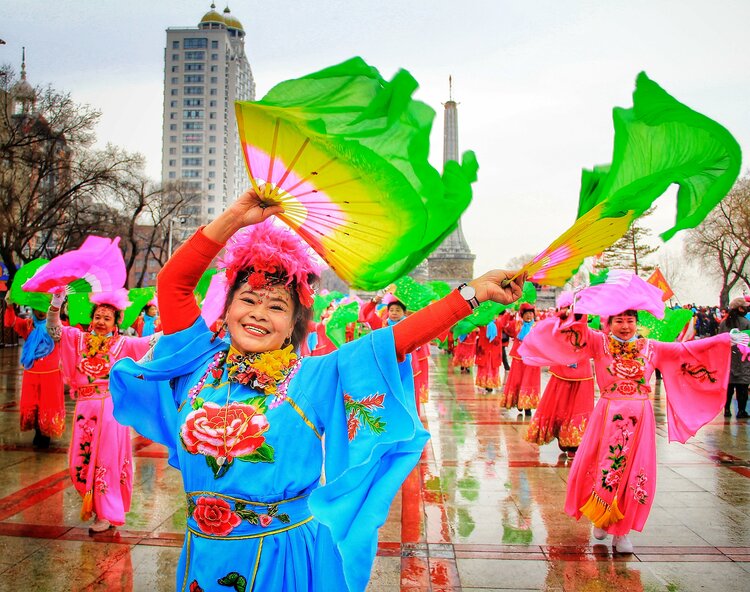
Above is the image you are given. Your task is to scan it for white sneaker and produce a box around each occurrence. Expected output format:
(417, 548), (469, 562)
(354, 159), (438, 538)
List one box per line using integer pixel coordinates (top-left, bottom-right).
(593, 527), (608, 540)
(613, 534), (634, 553)
(89, 518), (111, 533)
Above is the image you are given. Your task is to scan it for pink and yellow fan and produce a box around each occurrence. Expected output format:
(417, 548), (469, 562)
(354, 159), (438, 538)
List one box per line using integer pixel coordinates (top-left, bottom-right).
(22, 236), (127, 295)
(235, 57), (478, 291)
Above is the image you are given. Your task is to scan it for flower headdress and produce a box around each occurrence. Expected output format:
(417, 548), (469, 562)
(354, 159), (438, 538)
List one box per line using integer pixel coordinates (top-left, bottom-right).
(219, 221), (320, 308)
(90, 288), (131, 311)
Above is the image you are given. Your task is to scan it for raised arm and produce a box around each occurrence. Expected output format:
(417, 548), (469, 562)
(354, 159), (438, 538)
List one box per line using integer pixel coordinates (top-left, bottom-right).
(393, 270), (525, 361)
(158, 189), (284, 335)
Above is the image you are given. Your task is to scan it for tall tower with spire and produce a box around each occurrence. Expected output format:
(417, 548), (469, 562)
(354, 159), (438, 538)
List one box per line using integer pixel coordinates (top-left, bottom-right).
(427, 77), (475, 286)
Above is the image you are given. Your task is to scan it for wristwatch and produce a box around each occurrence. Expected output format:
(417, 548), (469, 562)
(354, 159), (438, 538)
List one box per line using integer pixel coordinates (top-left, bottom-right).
(457, 283), (479, 310)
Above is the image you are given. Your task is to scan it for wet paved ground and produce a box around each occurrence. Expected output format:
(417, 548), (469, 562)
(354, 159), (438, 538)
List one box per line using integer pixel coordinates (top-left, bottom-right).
(0, 345), (748, 591)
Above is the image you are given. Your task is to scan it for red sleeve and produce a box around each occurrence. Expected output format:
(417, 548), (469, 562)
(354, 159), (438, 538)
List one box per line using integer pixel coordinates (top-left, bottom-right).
(157, 227), (225, 334)
(393, 290), (471, 362)
(4, 306), (31, 339)
(360, 300), (385, 329)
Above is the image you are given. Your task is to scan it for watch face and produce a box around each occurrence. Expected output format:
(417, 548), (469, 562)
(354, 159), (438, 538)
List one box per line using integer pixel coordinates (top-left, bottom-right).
(460, 285), (476, 299)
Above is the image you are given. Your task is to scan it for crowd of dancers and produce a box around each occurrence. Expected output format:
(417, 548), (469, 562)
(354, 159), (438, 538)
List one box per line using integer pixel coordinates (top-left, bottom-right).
(2, 189), (747, 590)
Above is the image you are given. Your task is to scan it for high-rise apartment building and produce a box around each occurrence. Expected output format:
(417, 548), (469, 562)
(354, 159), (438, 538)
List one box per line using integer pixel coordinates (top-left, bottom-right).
(161, 3), (255, 229)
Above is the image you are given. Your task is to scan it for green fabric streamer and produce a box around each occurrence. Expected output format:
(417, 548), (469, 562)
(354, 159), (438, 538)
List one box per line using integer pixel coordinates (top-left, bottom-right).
(195, 269), (218, 304)
(324, 301), (360, 348)
(9, 259), (51, 312)
(427, 281), (452, 300)
(451, 282), (537, 336)
(67, 293), (93, 327)
(588, 315), (601, 331)
(589, 268), (610, 286)
(313, 291), (346, 323)
(638, 308), (693, 342)
(121, 287), (156, 330)
(577, 72), (741, 241)
(393, 276), (438, 311)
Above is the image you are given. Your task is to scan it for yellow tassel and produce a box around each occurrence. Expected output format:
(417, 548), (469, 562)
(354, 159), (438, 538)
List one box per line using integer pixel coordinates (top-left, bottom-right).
(579, 491), (624, 528)
(80, 490), (93, 521)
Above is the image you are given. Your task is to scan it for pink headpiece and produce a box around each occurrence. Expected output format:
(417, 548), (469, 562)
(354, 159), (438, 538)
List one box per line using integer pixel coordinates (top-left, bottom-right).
(382, 293), (399, 306)
(556, 291), (574, 309)
(90, 288), (131, 311)
(573, 270), (665, 319)
(219, 221), (320, 308)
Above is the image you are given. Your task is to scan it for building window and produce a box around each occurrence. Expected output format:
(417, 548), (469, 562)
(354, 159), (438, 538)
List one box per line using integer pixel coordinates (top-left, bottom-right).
(183, 133), (203, 142)
(185, 63), (204, 71)
(209, 124), (216, 130)
(183, 109), (204, 118)
(169, 148), (177, 155)
(169, 171), (176, 179)
(209, 112), (216, 119)
(169, 159), (176, 166)
(183, 157), (202, 166)
(209, 135), (216, 142)
(182, 170), (201, 178)
(170, 135), (177, 142)
(208, 171), (216, 178)
(183, 98), (204, 107)
(171, 66), (179, 73)
(210, 77), (218, 83)
(170, 112), (177, 119)
(210, 88), (218, 96)
(172, 40), (179, 49)
(208, 159), (216, 166)
(183, 145), (202, 154)
(211, 40), (219, 48)
(172, 54), (180, 61)
(169, 124), (177, 131)
(210, 65), (218, 72)
(208, 147), (216, 154)
(211, 53), (219, 60)
(171, 77), (179, 84)
(184, 38), (208, 49)
(209, 100), (217, 107)
(184, 75), (205, 83)
(170, 100), (177, 107)
(170, 88), (178, 96)
(183, 122), (204, 130)
(208, 207), (215, 214)
(184, 86), (204, 95)
(185, 51), (205, 60)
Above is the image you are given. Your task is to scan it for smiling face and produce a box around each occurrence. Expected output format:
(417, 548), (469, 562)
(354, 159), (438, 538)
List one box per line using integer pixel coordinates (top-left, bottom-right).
(225, 284), (295, 354)
(91, 305), (117, 336)
(521, 310), (535, 322)
(610, 313), (638, 340)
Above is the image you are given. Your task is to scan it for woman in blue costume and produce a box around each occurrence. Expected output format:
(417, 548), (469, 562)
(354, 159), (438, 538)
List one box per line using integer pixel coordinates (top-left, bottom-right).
(110, 189), (525, 591)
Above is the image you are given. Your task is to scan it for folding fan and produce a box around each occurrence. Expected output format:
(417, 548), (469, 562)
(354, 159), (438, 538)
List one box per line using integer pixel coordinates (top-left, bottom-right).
(9, 259), (51, 312)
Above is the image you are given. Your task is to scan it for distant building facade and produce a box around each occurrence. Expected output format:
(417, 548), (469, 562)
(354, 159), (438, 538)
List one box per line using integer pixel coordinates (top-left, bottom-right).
(161, 3), (254, 235)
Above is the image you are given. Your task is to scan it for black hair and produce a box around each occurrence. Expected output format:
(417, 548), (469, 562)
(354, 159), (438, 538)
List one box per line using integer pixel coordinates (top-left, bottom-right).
(607, 309), (639, 324)
(387, 299), (407, 313)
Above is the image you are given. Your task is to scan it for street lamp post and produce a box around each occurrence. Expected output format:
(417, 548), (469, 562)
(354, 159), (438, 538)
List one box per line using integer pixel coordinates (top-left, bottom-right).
(168, 216), (187, 260)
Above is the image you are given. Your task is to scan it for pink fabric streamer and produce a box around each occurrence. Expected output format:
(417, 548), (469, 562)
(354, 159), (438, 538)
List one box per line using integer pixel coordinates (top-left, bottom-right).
(556, 290), (574, 308)
(22, 236), (126, 295)
(200, 272), (228, 327)
(573, 270), (665, 319)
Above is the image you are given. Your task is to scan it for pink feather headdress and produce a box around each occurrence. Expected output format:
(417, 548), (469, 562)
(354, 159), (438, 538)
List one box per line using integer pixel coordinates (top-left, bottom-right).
(219, 221), (320, 308)
(90, 288), (131, 311)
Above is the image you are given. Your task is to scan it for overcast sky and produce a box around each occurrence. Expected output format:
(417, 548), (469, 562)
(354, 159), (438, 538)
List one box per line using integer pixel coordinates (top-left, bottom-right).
(2, 0), (749, 304)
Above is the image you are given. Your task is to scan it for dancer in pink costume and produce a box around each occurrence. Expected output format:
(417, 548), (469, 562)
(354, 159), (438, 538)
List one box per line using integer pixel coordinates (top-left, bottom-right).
(524, 292), (594, 457)
(500, 303), (541, 415)
(47, 289), (156, 532)
(520, 273), (744, 554)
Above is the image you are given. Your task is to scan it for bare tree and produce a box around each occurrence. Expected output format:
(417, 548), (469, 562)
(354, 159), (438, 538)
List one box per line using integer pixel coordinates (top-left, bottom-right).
(685, 176), (750, 308)
(0, 72), (141, 281)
